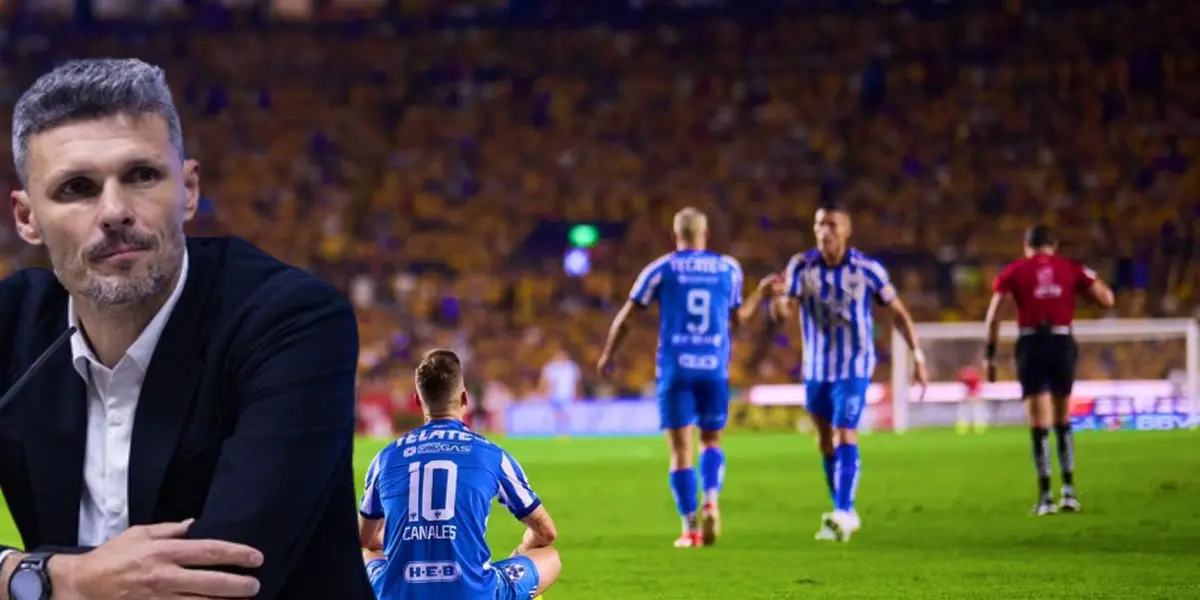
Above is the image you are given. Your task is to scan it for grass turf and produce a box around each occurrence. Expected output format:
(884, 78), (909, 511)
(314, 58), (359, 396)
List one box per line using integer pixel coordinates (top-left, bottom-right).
(2, 428), (1198, 598)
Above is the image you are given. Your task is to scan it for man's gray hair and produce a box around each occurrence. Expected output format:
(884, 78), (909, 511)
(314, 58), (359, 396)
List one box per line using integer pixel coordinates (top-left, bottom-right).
(11, 58), (184, 185)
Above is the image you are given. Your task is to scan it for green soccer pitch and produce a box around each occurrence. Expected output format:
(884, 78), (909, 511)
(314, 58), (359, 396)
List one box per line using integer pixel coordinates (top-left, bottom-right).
(2, 429), (1199, 598)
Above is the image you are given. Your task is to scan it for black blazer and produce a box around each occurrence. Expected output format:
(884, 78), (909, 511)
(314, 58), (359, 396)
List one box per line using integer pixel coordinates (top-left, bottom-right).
(0, 237), (374, 600)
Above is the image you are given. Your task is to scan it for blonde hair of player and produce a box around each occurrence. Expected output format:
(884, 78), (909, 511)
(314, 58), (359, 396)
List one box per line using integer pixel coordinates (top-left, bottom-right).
(673, 207), (708, 249)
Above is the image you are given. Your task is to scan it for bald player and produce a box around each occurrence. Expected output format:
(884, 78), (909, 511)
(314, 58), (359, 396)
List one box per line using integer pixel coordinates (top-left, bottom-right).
(598, 207), (778, 548)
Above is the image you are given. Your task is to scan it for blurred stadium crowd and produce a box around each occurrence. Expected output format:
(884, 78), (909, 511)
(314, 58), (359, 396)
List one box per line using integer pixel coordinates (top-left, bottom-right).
(0, 0), (1197, 422)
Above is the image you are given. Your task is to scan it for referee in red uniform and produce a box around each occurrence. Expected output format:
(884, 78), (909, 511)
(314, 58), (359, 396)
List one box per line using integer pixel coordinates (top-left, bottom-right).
(984, 225), (1115, 515)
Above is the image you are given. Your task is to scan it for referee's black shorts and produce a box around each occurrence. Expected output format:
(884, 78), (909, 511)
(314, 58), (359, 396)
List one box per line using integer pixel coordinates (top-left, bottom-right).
(1015, 331), (1078, 399)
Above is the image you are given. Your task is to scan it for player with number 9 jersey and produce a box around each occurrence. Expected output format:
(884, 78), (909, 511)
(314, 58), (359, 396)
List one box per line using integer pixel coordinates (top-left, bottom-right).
(359, 350), (561, 600)
(598, 208), (778, 549)
(632, 249), (743, 390)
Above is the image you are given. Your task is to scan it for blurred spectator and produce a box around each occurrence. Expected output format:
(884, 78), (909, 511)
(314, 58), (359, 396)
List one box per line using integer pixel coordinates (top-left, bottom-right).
(1, 0), (1198, 420)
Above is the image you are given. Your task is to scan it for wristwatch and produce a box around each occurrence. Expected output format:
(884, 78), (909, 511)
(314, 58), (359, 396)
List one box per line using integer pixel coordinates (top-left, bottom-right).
(7, 553), (52, 600)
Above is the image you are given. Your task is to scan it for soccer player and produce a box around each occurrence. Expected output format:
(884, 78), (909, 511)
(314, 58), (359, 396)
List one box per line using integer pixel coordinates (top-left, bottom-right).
(956, 363), (988, 434)
(540, 347), (581, 438)
(768, 202), (928, 542)
(597, 207), (779, 548)
(985, 225), (1114, 515)
(359, 349), (562, 600)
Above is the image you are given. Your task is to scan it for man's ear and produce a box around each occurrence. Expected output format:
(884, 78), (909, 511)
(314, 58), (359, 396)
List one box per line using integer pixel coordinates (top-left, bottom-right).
(11, 190), (42, 245)
(461, 390), (469, 410)
(181, 159), (200, 222)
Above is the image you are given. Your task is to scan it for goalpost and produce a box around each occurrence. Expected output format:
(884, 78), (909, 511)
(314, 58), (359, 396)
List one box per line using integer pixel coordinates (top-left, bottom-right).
(889, 319), (1200, 433)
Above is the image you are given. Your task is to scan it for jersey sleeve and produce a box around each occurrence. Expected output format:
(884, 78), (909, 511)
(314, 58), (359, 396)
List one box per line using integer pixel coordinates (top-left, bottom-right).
(1073, 261), (1098, 292)
(783, 253), (805, 299)
(629, 259), (666, 307)
(993, 263), (1015, 294)
(725, 256), (744, 309)
(496, 450), (542, 521)
(863, 259), (897, 305)
(360, 450), (385, 519)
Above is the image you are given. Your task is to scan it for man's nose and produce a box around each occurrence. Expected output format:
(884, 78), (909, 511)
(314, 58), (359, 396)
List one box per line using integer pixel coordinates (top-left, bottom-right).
(96, 183), (136, 230)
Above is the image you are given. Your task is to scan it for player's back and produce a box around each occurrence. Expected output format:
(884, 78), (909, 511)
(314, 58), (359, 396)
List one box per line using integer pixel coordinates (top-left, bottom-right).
(631, 249), (743, 381)
(363, 420), (540, 600)
(994, 254), (1096, 328)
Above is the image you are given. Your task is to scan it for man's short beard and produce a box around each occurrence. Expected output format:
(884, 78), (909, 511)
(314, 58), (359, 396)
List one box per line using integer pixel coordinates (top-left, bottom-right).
(80, 265), (172, 307)
(53, 228), (185, 309)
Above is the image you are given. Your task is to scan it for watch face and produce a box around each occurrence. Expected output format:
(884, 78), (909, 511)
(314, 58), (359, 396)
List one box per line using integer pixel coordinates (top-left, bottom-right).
(9, 568), (44, 600)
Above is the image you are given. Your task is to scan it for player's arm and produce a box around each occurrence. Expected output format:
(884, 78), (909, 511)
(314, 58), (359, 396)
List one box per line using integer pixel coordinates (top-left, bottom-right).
(870, 264), (928, 391)
(598, 299), (642, 365)
(984, 264), (1016, 375)
(884, 295), (926, 365)
(1076, 263), (1115, 309)
(358, 452), (386, 553)
(537, 366), (550, 397)
(766, 253), (805, 331)
(732, 275), (783, 330)
(513, 506), (558, 556)
(497, 451), (557, 556)
(983, 291), (1009, 357)
(600, 260), (661, 372)
(359, 516), (384, 552)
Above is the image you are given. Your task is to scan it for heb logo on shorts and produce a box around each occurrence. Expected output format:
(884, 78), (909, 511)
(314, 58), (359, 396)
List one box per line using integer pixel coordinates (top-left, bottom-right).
(404, 561), (461, 584)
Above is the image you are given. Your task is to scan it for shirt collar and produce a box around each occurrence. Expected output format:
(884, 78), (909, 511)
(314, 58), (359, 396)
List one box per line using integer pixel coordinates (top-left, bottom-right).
(68, 248), (191, 377)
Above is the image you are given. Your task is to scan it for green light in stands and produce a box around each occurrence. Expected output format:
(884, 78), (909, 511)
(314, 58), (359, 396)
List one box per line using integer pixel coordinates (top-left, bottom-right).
(569, 224), (600, 248)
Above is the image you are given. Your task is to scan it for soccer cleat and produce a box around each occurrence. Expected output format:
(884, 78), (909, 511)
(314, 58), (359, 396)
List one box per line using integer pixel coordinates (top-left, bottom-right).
(673, 531), (702, 548)
(1031, 496), (1058, 516)
(813, 522), (838, 541)
(700, 502), (721, 546)
(1058, 488), (1081, 512)
(822, 510), (860, 542)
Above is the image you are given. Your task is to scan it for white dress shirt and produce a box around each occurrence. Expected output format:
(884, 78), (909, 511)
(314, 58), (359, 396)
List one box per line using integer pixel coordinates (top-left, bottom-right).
(69, 250), (190, 547)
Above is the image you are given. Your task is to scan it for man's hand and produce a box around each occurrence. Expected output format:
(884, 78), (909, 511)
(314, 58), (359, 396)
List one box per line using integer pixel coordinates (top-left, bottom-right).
(53, 520), (263, 600)
(913, 356), (929, 402)
(596, 353), (615, 378)
(983, 358), (996, 383)
(758, 273), (785, 297)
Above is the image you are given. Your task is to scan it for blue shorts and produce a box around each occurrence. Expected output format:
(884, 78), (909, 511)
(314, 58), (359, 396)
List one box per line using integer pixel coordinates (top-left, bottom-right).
(656, 377), (730, 431)
(365, 556), (540, 600)
(366, 559), (387, 599)
(494, 556), (541, 600)
(805, 378), (870, 429)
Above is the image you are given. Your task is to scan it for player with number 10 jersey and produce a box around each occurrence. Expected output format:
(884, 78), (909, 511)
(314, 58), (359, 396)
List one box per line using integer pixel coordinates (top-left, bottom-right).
(598, 208), (777, 549)
(359, 350), (561, 600)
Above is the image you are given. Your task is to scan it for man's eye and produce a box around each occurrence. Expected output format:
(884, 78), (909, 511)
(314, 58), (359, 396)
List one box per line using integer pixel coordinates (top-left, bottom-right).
(59, 179), (99, 198)
(127, 166), (161, 184)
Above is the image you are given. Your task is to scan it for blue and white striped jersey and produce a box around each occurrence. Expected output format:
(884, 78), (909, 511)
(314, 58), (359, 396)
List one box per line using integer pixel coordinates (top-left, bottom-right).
(360, 419), (541, 600)
(783, 248), (896, 382)
(629, 249), (744, 380)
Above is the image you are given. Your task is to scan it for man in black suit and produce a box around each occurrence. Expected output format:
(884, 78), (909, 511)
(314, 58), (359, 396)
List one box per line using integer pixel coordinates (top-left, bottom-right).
(0, 59), (374, 599)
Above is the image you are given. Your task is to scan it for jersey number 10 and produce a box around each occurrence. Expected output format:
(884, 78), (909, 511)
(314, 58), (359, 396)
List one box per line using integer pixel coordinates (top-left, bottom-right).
(686, 289), (712, 334)
(408, 460), (459, 522)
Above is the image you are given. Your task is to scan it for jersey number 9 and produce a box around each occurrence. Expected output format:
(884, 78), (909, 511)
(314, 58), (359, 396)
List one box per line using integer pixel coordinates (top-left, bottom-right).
(407, 460), (459, 522)
(686, 289), (711, 334)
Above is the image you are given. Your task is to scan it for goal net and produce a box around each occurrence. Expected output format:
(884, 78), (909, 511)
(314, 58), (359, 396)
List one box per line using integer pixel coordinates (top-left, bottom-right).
(886, 319), (1200, 432)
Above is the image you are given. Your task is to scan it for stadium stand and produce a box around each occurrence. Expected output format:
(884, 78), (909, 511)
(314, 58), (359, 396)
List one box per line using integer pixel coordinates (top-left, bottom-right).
(1, 0), (1197, 422)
